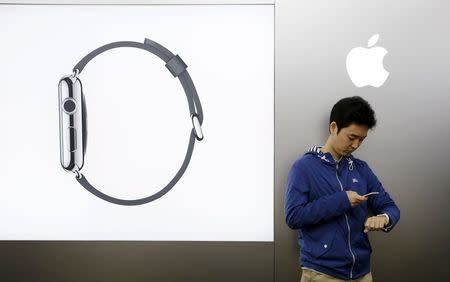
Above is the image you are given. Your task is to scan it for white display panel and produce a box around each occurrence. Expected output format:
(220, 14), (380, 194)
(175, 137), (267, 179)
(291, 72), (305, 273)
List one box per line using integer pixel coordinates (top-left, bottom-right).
(0, 4), (274, 241)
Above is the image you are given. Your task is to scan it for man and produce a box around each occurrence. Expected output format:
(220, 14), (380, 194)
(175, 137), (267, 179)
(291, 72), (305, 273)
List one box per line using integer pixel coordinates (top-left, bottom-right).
(285, 96), (400, 282)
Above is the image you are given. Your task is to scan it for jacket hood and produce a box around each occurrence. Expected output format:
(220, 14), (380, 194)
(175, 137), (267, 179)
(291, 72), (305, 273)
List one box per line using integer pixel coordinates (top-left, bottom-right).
(305, 146), (355, 171)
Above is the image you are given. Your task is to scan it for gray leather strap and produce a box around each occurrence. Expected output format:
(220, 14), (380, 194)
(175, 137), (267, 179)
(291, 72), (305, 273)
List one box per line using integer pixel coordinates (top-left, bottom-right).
(74, 38), (203, 206)
(77, 131), (197, 206)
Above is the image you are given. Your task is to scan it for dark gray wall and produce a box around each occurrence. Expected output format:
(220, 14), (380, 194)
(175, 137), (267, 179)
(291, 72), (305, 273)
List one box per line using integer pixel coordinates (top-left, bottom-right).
(275, 1), (450, 282)
(0, 242), (273, 282)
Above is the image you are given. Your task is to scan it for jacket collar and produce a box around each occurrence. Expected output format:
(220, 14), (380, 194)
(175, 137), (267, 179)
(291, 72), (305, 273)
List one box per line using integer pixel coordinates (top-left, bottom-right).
(307, 146), (355, 171)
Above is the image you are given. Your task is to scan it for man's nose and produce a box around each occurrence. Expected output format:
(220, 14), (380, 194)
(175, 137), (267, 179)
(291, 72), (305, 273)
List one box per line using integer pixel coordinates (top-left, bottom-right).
(351, 141), (359, 149)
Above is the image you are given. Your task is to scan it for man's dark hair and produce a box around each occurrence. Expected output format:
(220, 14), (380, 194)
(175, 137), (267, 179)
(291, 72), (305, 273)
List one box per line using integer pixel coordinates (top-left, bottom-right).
(330, 96), (377, 133)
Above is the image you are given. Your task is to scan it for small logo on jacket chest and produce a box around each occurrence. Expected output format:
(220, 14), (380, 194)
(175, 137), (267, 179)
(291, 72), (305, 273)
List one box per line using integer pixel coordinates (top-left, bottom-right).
(352, 178), (359, 183)
(319, 155), (330, 162)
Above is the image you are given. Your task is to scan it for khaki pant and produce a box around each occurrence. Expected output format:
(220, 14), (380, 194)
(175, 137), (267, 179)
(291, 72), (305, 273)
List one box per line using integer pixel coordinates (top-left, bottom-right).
(300, 269), (373, 282)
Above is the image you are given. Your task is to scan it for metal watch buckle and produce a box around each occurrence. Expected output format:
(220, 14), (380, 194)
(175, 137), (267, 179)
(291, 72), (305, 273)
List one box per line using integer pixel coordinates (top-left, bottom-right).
(191, 113), (203, 141)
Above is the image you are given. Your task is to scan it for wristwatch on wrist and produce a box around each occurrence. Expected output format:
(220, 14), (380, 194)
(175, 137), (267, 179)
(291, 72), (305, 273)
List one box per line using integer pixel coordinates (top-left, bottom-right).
(58, 38), (204, 206)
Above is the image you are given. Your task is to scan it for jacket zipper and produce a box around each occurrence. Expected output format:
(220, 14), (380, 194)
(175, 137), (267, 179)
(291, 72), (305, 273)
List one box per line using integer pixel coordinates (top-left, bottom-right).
(335, 162), (356, 280)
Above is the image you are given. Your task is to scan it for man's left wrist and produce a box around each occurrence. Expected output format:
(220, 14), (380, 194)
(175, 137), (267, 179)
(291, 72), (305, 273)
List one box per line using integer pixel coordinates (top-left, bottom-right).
(377, 213), (390, 231)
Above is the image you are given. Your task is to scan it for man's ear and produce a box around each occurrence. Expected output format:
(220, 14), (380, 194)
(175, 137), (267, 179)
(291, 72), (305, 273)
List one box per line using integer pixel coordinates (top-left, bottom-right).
(330, 121), (338, 135)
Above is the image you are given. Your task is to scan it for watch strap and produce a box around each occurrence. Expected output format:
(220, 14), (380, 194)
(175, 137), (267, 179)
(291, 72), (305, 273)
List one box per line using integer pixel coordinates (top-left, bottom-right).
(73, 38), (203, 123)
(73, 38), (203, 205)
(76, 130), (197, 206)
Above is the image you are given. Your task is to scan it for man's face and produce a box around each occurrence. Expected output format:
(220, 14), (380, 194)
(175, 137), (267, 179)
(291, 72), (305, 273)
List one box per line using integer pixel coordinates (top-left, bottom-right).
(330, 122), (368, 156)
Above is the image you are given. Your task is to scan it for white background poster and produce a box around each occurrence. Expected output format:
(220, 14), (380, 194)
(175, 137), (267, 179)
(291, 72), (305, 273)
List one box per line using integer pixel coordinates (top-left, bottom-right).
(0, 4), (274, 241)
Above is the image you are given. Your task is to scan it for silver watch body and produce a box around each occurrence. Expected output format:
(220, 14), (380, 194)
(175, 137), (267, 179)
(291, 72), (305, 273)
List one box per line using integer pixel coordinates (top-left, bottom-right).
(58, 75), (86, 172)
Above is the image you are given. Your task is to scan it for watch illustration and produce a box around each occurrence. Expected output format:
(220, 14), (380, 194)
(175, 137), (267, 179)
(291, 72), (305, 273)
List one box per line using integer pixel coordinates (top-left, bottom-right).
(58, 38), (204, 206)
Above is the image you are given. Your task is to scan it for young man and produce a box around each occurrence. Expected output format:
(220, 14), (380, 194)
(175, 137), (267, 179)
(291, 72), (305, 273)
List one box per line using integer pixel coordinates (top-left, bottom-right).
(285, 96), (400, 282)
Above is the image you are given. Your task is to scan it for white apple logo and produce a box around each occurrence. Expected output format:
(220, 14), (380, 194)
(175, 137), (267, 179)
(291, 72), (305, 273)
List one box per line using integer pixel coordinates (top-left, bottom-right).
(346, 34), (389, 87)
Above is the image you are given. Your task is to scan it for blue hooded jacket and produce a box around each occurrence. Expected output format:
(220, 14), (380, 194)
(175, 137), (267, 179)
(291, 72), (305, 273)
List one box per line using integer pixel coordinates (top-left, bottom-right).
(285, 146), (400, 280)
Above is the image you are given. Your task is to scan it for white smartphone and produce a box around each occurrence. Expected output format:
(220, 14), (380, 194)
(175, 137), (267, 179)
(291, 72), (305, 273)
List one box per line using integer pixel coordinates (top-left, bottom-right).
(363, 192), (380, 197)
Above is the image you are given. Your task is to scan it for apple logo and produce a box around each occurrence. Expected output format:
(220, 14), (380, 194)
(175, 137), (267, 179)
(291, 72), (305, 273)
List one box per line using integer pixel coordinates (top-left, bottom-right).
(346, 34), (389, 87)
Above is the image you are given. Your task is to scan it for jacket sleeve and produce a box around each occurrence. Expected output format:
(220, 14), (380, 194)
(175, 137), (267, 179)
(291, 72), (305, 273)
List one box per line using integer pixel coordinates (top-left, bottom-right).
(285, 161), (352, 229)
(363, 161), (401, 232)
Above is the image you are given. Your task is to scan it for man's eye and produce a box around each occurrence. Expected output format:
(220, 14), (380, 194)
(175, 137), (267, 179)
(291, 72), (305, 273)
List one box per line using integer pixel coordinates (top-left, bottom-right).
(348, 136), (355, 140)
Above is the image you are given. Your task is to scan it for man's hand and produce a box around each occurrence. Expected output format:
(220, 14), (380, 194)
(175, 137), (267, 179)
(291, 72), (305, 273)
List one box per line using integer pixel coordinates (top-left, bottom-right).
(364, 215), (389, 233)
(346, 191), (368, 208)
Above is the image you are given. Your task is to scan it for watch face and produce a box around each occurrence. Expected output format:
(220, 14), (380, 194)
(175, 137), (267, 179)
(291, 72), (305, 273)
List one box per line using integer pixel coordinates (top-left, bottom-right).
(58, 75), (85, 172)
